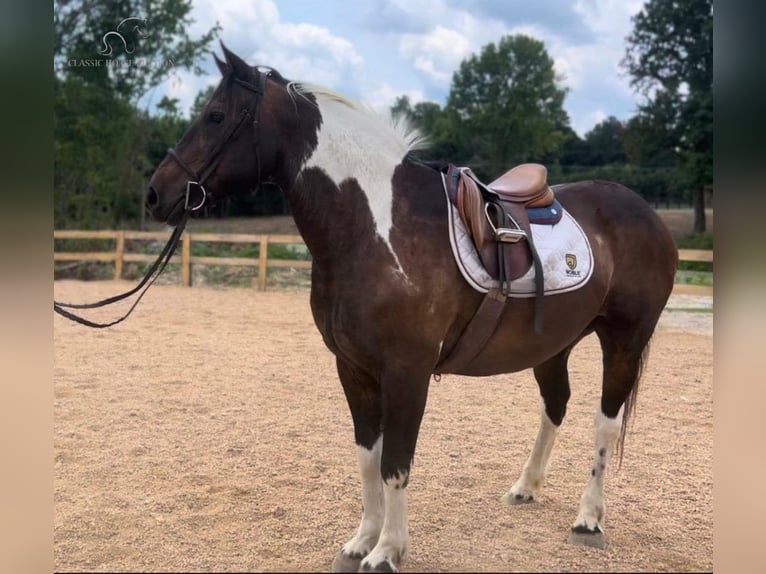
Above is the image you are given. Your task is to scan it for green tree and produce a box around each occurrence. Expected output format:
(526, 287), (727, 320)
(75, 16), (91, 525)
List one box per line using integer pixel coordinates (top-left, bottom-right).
(54, 75), (139, 228)
(622, 90), (680, 168)
(390, 95), (414, 121)
(554, 127), (591, 168)
(583, 116), (627, 166)
(623, 0), (713, 232)
(445, 35), (569, 178)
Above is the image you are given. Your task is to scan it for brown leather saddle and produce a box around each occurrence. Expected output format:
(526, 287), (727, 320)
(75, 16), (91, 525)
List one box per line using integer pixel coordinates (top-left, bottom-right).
(446, 163), (556, 291)
(438, 163), (560, 374)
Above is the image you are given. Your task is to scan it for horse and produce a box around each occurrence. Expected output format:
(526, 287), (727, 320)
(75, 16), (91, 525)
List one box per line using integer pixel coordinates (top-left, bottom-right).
(145, 45), (678, 572)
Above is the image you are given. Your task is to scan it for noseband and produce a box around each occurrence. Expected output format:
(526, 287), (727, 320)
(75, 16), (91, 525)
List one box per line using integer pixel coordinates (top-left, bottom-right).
(166, 71), (267, 211)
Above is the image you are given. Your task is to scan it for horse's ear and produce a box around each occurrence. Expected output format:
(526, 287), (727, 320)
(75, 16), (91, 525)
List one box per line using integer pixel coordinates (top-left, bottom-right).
(220, 41), (252, 80)
(214, 52), (229, 76)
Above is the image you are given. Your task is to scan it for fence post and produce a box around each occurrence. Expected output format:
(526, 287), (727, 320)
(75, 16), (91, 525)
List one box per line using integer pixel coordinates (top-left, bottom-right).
(114, 231), (125, 280)
(257, 236), (268, 291)
(181, 233), (191, 286)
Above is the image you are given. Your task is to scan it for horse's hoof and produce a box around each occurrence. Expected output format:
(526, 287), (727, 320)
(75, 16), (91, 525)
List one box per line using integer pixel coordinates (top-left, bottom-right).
(567, 525), (607, 549)
(501, 491), (536, 505)
(359, 560), (397, 573)
(331, 550), (363, 573)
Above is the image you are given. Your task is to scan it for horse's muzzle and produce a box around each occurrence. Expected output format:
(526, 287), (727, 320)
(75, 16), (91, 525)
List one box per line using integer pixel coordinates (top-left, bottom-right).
(145, 185), (185, 225)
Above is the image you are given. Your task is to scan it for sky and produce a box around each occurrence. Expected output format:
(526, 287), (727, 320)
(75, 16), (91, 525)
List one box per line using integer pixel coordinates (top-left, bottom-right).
(146, 0), (647, 137)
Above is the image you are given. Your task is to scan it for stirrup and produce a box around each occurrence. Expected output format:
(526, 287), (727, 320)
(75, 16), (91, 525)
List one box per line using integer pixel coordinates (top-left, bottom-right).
(485, 203), (527, 243)
(495, 228), (527, 243)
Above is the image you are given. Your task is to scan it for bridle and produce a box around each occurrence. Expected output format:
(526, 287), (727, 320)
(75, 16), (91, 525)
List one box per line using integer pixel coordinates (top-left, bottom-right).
(166, 70), (268, 212)
(54, 69), (268, 328)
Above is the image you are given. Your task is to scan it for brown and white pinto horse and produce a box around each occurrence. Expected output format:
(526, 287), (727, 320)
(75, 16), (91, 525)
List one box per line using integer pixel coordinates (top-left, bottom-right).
(145, 46), (678, 572)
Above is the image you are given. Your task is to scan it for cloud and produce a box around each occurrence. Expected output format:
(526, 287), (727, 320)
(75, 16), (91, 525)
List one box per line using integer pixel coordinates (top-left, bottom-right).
(364, 82), (427, 112)
(568, 0), (645, 93)
(184, 0), (363, 99)
(400, 26), (472, 86)
(572, 0), (645, 36)
(573, 108), (608, 137)
(445, 0), (591, 42)
(398, 9), (508, 88)
(163, 70), (197, 102)
(195, 0), (363, 77)
(382, 0), (644, 136)
(251, 21), (362, 83)
(363, 0), (435, 33)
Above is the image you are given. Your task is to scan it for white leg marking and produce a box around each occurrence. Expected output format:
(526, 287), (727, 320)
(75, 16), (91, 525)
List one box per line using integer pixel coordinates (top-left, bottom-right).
(572, 405), (624, 533)
(360, 472), (409, 571)
(503, 400), (558, 503)
(341, 436), (384, 558)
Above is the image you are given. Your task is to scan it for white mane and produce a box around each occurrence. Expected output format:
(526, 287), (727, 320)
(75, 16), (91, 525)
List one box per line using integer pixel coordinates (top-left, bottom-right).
(286, 82), (428, 155)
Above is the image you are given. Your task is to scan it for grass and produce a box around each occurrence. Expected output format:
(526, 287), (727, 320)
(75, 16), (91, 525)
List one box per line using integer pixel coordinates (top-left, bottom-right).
(676, 231), (713, 274)
(675, 269), (713, 287)
(189, 241), (309, 260)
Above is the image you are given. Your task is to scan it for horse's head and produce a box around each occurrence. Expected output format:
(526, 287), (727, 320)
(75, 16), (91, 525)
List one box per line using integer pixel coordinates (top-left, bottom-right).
(146, 44), (313, 225)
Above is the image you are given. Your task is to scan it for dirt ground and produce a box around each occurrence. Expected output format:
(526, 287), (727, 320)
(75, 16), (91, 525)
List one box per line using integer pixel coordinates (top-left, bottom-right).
(54, 281), (712, 573)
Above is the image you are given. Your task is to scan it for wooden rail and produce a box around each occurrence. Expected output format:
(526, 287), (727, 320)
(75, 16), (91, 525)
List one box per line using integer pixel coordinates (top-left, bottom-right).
(673, 249), (714, 296)
(53, 230), (310, 291)
(53, 231), (713, 295)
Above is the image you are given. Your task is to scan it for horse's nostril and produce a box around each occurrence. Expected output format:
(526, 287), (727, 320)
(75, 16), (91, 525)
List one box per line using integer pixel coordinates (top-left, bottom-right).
(145, 186), (159, 209)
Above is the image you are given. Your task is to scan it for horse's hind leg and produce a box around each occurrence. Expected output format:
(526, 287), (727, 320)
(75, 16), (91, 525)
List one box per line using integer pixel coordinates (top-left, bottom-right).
(503, 345), (574, 504)
(569, 319), (653, 549)
(332, 358), (384, 573)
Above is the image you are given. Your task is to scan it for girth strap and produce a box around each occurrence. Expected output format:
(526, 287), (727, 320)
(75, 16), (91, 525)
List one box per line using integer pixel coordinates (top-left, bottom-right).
(434, 288), (506, 374)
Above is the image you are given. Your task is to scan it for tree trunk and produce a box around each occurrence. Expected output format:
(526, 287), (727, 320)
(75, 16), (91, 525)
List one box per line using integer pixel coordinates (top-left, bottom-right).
(693, 185), (706, 233)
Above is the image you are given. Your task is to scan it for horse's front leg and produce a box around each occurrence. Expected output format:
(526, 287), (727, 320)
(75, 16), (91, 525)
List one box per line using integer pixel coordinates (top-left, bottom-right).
(360, 367), (431, 573)
(332, 359), (384, 572)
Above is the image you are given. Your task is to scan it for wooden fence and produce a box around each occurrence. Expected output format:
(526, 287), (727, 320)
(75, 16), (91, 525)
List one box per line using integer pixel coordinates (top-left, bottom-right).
(53, 230), (713, 295)
(53, 230), (309, 291)
(670, 249), (714, 296)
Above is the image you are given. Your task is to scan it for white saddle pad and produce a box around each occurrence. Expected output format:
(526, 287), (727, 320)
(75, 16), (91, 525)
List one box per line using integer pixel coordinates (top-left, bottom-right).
(443, 176), (594, 297)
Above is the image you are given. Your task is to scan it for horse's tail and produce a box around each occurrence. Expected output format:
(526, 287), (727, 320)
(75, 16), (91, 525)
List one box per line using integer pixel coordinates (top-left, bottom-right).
(615, 338), (651, 469)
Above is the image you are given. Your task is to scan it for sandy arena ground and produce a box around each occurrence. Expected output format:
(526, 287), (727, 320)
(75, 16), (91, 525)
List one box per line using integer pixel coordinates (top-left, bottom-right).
(54, 281), (713, 572)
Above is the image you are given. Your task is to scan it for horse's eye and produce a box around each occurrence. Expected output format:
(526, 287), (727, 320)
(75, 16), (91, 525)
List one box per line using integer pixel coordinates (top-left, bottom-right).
(209, 110), (225, 124)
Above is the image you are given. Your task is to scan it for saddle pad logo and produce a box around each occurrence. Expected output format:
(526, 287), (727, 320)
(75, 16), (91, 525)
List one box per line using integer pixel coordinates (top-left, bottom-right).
(565, 253), (581, 276)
